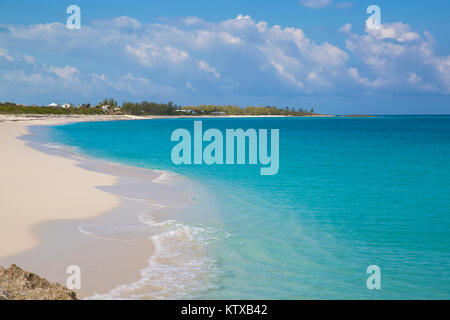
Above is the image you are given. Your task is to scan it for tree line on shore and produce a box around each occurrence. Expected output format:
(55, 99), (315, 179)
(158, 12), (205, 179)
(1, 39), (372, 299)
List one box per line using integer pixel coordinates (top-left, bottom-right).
(0, 99), (316, 116)
(181, 105), (314, 116)
(0, 103), (106, 115)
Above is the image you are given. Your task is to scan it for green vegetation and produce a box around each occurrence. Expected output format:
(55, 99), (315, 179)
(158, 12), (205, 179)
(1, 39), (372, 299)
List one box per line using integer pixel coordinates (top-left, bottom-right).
(0, 102), (106, 115)
(122, 101), (177, 115)
(0, 100), (317, 116)
(100, 98), (119, 108)
(182, 105), (315, 116)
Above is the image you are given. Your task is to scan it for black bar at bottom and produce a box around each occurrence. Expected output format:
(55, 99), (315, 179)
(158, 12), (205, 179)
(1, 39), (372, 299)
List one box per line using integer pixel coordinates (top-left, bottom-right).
(0, 300), (445, 318)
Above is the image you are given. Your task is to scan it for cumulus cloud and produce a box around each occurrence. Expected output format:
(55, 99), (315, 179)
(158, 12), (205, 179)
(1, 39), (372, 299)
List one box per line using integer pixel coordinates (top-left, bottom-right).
(365, 20), (420, 42)
(0, 49), (175, 103)
(0, 14), (448, 104)
(126, 43), (190, 67)
(0, 15), (351, 100)
(345, 21), (450, 94)
(111, 16), (142, 29)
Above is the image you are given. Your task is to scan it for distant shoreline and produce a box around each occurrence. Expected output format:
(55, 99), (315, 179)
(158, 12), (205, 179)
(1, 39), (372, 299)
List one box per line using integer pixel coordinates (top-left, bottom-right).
(337, 115), (376, 118)
(0, 113), (336, 123)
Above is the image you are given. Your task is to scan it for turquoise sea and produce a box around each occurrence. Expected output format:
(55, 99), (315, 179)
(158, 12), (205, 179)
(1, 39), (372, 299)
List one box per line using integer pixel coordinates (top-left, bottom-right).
(46, 116), (450, 299)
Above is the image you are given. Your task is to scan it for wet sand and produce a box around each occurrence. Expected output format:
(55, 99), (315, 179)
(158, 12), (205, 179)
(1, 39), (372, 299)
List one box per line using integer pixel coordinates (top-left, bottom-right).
(0, 114), (227, 299)
(0, 116), (195, 298)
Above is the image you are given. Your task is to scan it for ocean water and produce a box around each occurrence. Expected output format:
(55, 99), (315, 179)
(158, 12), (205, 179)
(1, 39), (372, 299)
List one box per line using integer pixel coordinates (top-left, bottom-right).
(47, 116), (450, 299)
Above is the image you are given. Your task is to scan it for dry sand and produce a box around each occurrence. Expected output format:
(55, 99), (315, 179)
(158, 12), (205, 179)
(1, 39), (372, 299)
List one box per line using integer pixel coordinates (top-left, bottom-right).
(0, 116), (123, 258)
(0, 114), (205, 298)
(0, 115), (160, 297)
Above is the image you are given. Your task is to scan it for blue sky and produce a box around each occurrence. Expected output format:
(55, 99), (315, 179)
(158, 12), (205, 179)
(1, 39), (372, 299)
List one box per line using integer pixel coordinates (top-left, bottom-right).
(0, 0), (449, 114)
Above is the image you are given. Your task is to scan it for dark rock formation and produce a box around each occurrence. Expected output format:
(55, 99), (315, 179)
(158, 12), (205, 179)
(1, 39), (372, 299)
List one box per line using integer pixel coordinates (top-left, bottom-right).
(0, 264), (77, 300)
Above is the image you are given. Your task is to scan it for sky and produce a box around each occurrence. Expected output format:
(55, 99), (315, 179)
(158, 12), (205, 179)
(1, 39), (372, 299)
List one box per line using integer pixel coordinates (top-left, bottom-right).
(0, 0), (449, 114)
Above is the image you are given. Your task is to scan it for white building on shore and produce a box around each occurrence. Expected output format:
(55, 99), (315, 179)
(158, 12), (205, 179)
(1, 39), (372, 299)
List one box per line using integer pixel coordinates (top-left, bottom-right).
(175, 109), (197, 114)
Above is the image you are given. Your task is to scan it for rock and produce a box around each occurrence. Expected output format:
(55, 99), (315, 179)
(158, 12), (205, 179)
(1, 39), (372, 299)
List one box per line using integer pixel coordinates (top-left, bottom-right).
(0, 264), (77, 300)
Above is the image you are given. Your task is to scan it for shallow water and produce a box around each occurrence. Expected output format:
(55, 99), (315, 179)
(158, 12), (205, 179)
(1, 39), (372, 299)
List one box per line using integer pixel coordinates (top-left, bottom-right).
(47, 116), (450, 299)
(0, 127), (221, 299)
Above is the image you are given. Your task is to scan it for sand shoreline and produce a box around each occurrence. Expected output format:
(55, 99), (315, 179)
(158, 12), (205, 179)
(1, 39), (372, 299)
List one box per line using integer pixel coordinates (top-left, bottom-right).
(0, 115), (215, 298)
(0, 116), (151, 298)
(0, 113), (194, 259)
(0, 116), (123, 259)
(0, 113), (335, 123)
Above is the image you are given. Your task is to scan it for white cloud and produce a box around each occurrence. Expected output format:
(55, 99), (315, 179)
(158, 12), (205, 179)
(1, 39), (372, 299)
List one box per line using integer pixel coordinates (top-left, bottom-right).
(114, 73), (175, 96)
(0, 48), (14, 62)
(47, 65), (80, 80)
(347, 67), (378, 87)
(197, 60), (221, 78)
(0, 14), (448, 104)
(183, 17), (203, 27)
(126, 43), (189, 67)
(339, 23), (352, 34)
(300, 0), (333, 9)
(365, 21), (420, 43)
(0, 15), (351, 98)
(345, 22), (450, 94)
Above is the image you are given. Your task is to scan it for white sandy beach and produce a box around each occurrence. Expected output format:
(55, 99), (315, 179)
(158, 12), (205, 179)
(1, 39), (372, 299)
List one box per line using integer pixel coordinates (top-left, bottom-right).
(0, 115), (172, 298)
(0, 115), (211, 298)
(0, 116), (124, 258)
